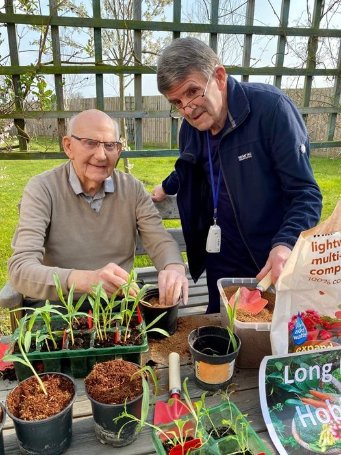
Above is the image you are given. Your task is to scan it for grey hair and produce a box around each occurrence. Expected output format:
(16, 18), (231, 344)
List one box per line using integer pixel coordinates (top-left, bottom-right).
(157, 37), (221, 94)
(67, 110), (120, 138)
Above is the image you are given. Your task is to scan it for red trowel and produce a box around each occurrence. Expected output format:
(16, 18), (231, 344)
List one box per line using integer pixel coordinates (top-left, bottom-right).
(154, 352), (189, 425)
(228, 270), (273, 315)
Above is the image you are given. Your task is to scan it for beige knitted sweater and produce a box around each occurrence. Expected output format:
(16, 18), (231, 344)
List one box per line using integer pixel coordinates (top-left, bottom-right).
(8, 162), (183, 300)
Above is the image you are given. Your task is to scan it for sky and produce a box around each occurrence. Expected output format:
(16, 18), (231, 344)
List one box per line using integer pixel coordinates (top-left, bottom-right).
(1, 0), (340, 99)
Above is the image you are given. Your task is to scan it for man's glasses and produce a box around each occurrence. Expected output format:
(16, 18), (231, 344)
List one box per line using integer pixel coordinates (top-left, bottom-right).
(169, 74), (212, 119)
(71, 134), (122, 153)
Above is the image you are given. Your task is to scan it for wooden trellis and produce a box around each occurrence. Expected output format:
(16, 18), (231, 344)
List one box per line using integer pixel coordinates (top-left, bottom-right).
(0, 0), (340, 159)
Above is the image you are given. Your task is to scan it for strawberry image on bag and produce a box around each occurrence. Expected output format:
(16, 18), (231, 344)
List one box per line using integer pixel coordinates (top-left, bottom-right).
(271, 200), (341, 355)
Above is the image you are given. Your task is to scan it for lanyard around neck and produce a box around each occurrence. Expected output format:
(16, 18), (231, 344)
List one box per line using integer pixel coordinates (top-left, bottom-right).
(206, 130), (222, 223)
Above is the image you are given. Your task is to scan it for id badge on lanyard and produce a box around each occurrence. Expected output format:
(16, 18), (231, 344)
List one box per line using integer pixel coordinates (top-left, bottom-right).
(206, 222), (221, 253)
(205, 131), (222, 253)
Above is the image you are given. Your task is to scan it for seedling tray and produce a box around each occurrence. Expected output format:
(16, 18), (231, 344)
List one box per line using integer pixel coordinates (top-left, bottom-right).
(152, 401), (272, 455)
(13, 318), (148, 380)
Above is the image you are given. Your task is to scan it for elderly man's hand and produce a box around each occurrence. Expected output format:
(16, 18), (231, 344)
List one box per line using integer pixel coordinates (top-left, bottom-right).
(68, 263), (134, 296)
(94, 263), (135, 295)
(256, 245), (292, 285)
(157, 264), (189, 307)
(151, 184), (167, 202)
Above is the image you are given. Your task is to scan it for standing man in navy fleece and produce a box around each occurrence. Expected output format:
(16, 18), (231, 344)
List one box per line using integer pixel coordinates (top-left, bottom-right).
(152, 37), (322, 313)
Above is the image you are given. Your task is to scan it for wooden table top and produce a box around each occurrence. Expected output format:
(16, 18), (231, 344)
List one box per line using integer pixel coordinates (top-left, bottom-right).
(0, 314), (278, 454)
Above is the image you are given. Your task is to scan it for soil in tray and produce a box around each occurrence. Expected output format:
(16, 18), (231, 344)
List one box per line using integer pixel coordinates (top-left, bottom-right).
(6, 373), (75, 420)
(207, 425), (236, 439)
(68, 332), (91, 350)
(223, 285), (275, 323)
(93, 328), (143, 348)
(40, 337), (64, 352)
(106, 315), (141, 330)
(85, 359), (142, 404)
(72, 316), (91, 331)
(13, 341), (37, 354)
(162, 436), (200, 455)
(73, 315), (141, 331)
(121, 315), (140, 330)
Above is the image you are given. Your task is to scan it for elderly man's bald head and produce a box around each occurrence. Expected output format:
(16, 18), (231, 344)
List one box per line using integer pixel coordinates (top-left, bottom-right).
(67, 109), (120, 139)
(63, 109), (122, 195)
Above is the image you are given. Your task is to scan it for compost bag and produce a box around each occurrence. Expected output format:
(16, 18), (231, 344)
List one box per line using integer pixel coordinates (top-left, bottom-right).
(271, 200), (341, 355)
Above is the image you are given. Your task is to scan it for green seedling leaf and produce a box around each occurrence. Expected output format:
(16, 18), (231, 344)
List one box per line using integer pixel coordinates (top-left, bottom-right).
(144, 311), (167, 330)
(146, 328), (170, 337)
(3, 354), (28, 366)
(140, 376), (150, 428)
(24, 330), (32, 353)
(53, 273), (66, 305)
(74, 293), (88, 312)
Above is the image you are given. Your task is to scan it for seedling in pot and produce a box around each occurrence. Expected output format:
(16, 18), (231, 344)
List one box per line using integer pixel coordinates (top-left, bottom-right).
(115, 270), (170, 341)
(177, 379), (244, 446)
(202, 387), (268, 455)
(224, 287), (240, 352)
(89, 271), (141, 342)
(20, 302), (65, 351)
(219, 413), (252, 454)
(53, 273), (88, 346)
(3, 314), (48, 394)
(158, 379), (266, 455)
(119, 270), (150, 341)
(137, 310), (170, 339)
(115, 372), (203, 453)
(88, 271), (170, 345)
(114, 365), (159, 428)
(88, 282), (121, 342)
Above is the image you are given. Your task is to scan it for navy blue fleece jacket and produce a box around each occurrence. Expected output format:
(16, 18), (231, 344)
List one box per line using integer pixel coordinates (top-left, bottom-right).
(162, 76), (322, 281)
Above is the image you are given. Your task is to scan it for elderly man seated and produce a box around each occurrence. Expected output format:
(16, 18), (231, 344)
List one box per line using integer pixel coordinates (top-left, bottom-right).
(7, 109), (188, 308)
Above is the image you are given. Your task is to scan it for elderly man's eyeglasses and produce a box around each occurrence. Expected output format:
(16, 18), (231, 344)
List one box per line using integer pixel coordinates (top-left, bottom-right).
(169, 74), (212, 119)
(71, 134), (122, 153)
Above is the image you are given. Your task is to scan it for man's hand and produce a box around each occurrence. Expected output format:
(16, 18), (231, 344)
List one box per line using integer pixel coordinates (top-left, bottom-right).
(256, 245), (291, 285)
(158, 264), (188, 306)
(68, 263), (133, 296)
(151, 184), (167, 202)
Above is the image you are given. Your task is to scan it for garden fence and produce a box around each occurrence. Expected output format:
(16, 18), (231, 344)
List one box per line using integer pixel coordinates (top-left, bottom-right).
(0, 0), (340, 159)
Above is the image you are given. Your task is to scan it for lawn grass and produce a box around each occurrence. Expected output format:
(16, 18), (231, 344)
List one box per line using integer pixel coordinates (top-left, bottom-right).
(308, 156), (341, 218)
(0, 154), (340, 333)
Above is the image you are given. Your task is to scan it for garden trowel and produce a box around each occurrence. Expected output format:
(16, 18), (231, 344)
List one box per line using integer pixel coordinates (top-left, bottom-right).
(154, 352), (189, 425)
(228, 270), (273, 315)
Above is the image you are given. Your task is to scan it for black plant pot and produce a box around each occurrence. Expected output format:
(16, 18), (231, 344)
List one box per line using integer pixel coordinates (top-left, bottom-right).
(140, 288), (180, 339)
(86, 388), (143, 447)
(0, 401), (6, 455)
(188, 325), (241, 391)
(5, 373), (76, 455)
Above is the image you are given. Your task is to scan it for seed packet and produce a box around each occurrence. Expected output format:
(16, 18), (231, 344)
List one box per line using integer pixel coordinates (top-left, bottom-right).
(271, 200), (341, 355)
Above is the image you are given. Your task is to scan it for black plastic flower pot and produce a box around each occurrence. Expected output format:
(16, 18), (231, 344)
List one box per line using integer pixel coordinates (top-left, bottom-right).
(0, 401), (6, 455)
(86, 389), (143, 447)
(140, 288), (180, 339)
(188, 325), (241, 391)
(5, 373), (76, 455)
